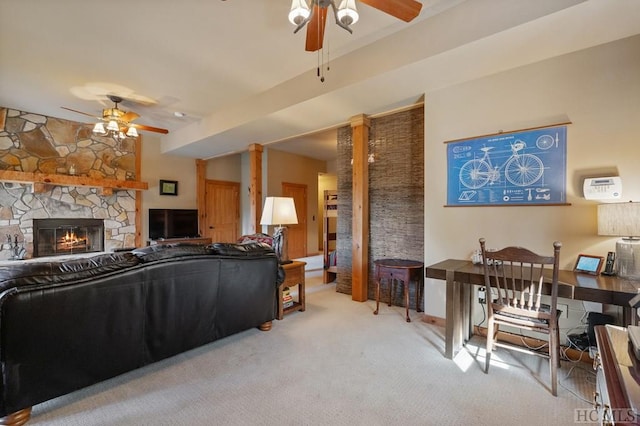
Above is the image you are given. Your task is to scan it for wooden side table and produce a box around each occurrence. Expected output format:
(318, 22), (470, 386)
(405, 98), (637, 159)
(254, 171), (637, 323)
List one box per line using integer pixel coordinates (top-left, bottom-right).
(373, 259), (424, 322)
(277, 261), (306, 320)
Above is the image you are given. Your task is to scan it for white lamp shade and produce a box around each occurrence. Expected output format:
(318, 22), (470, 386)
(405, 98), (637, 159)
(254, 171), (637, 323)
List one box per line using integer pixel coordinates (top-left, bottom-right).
(260, 197), (298, 225)
(337, 0), (359, 25)
(126, 126), (139, 137)
(598, 202), (640, 237)
(288, 0), (310, 25)
(92, 122), (106, 134)
(106, 120), (120, 132)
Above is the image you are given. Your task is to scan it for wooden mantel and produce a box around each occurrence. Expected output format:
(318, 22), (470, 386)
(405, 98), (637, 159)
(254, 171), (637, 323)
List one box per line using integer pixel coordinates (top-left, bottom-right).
(0, 170), (148, 195)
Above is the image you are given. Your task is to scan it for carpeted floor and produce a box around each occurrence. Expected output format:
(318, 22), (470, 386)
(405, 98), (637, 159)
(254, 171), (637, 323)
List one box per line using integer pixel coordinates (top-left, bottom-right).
(30, 265), (594, 425)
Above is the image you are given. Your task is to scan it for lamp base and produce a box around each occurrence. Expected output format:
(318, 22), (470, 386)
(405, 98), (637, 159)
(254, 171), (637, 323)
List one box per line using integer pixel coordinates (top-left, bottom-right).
(272, 226), (291, 263)
(616, 238), (640, 280)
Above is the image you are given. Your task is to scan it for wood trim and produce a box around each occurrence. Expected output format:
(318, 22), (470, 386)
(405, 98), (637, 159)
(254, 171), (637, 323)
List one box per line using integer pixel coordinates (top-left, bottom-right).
(421, 314), (446, 328)
(0, 170), (148, 191)
(195, 159), (207, 237)
(134, 136), (143, 247)
(350, 114), (370, 302)
(248, 144), (263, 234)
(443, 121), (572, 144)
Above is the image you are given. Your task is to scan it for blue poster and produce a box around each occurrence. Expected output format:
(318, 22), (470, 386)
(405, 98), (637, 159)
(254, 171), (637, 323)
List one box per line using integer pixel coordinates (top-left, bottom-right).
(446, 126), (567, 206)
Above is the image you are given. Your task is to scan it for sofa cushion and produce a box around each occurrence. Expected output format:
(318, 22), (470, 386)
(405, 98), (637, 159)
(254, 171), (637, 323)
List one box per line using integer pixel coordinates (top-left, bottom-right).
(0, 252), (140, 291)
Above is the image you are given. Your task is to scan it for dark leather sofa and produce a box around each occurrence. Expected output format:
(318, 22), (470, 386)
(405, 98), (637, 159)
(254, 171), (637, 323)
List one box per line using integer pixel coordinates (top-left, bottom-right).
(0, 242), (280, 425)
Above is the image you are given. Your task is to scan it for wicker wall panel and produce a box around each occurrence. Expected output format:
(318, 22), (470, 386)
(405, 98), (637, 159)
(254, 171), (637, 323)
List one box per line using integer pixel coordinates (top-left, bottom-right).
(336, 108), (424, 308)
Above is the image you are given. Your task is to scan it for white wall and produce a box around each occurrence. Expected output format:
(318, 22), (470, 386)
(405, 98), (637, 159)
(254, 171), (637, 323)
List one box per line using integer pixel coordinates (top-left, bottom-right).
(141, 134), (197, 242)
(264, 148), (328, 255)
(206, 154), (242, 182)
(424, 35), (640, 334)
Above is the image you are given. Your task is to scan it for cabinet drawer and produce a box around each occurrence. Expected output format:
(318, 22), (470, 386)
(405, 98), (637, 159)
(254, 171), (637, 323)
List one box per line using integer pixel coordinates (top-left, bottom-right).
(284, 267), (303, 285)
(595, 359), (613, 425)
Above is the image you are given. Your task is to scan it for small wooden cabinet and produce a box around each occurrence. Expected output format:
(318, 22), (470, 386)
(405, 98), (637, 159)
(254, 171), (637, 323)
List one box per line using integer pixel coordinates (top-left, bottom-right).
(594, 325), (640, 425)
(277, 261), (306, 320)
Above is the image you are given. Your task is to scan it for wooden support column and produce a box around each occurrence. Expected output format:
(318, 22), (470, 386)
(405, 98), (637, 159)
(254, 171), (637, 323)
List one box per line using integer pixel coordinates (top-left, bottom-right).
(196, 159), (207, 237)
(134, 136), (143, 248)
(248, 144), (263, 234)
(350, 114), (370, 302)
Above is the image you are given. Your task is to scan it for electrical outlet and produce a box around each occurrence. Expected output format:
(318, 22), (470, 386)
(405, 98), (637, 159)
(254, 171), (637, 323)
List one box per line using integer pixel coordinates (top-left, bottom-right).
(478, 287), (486, 304)
(558, 303), (569, 318)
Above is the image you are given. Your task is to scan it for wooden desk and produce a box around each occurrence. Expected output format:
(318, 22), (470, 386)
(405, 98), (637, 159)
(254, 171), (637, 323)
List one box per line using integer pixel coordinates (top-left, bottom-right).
(426, 259), (640, 359)
(277, 261), (306, 320)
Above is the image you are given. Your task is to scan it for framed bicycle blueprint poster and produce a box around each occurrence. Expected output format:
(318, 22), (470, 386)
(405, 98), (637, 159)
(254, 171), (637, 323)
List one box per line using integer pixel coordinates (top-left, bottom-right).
(446, 124), (567, 206)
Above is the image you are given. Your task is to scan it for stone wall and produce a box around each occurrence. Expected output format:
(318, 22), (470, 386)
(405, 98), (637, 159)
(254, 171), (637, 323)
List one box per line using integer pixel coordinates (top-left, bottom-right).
(336, 107), (425, 307)
(0, 107), (138, 260)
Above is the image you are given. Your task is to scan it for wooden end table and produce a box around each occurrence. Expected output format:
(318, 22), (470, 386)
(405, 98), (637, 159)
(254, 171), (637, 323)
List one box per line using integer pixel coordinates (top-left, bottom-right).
(373, 259), (424, 322)
(277, 261), (306, 320)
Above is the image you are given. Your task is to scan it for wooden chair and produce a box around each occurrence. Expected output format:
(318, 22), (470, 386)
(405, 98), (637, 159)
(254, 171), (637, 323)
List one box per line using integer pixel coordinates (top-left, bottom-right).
(479, 238), (562, 396)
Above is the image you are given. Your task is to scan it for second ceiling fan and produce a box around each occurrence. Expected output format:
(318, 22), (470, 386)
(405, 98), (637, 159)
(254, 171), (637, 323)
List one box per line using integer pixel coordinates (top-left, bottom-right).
(289, 0), (423, 52)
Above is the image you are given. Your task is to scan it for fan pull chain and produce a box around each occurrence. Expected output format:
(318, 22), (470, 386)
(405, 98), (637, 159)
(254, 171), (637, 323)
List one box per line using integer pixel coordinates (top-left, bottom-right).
(326, 39), (330, 74)
(318, 5), (326, 83)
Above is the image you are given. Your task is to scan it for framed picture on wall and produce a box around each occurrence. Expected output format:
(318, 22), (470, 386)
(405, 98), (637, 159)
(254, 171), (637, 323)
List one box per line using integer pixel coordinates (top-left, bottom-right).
(445, 124), (569, 206)
(159, 180), (178, 196)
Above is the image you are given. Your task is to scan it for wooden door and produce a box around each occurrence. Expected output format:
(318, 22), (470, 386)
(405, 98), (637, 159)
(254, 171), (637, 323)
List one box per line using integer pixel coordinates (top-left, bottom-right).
(282, 182), (307, 259)
(204, 180), (240, 243)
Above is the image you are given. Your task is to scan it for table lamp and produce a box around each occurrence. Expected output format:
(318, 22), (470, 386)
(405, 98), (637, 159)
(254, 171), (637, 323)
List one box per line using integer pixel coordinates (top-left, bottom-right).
(260, 197), (298, 264)
(598, 201), (640, 279)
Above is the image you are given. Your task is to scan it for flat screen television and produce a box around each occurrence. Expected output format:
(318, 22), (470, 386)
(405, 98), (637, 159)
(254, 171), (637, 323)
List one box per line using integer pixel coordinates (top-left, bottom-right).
(148, 209), (199, 240)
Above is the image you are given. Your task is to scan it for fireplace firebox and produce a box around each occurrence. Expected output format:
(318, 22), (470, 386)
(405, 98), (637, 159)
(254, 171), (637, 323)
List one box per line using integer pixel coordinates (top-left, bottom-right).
(33, 219), (104, 258)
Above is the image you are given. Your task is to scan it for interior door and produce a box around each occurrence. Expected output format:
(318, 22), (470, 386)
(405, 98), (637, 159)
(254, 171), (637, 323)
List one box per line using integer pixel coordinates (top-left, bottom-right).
(282, 182), (307, 259)
(204, 180), (240, 243)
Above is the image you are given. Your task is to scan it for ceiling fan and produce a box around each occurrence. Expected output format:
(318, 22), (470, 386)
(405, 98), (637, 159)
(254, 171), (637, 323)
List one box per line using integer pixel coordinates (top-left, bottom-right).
(289, 0), (423, 52)
(62, 95), (169, 139)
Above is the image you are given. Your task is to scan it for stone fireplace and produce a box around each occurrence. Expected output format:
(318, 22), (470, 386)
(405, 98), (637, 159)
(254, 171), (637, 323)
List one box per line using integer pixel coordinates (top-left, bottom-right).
(0, 107), (142, 261)
(33, 218), (104, 258)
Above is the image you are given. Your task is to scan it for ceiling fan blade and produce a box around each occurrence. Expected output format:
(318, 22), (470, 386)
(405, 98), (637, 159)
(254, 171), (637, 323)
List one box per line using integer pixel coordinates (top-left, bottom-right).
(60, 106), (101, 120)
(305, 5), (328, 52)
(359, 0), (423, 22)
(130, 123), (169, 134)
(121, 111), (140, 122)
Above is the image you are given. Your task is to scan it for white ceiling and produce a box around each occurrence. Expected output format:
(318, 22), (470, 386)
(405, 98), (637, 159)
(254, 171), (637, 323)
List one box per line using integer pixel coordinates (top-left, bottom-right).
(1, 0), (639, 162)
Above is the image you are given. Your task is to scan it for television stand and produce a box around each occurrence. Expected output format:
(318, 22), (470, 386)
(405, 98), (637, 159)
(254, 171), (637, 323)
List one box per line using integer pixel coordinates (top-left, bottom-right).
(147, 237), (212, 246)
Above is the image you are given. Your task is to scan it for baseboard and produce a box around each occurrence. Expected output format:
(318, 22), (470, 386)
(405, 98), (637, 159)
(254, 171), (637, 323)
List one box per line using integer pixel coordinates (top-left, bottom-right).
(421, 314), (446, 328)
(420, 314), (591, 364)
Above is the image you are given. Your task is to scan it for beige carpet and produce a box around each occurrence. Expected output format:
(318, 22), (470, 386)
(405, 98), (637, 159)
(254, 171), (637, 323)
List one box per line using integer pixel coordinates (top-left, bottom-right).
(30, 269), (593, 425)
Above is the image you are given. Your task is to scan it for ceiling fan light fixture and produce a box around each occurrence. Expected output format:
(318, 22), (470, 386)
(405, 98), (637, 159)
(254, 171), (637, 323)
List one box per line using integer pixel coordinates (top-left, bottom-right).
(337, 0), (359, 26)
(289, 0), (311, 26)
(106, 120), (120, 132)
(92, 122), (106, 135)
(126, 126), (139, 138)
